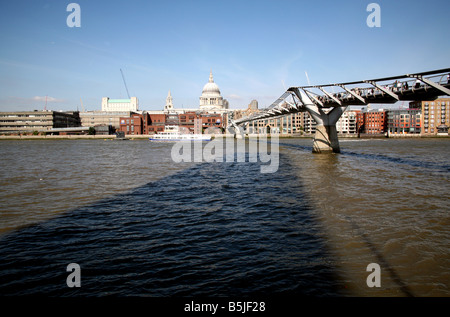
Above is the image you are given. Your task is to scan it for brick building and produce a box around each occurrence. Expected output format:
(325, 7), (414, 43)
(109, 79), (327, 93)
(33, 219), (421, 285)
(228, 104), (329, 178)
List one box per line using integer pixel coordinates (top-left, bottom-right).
(357, 108), (388, 134)
(119, 111), (224, 135)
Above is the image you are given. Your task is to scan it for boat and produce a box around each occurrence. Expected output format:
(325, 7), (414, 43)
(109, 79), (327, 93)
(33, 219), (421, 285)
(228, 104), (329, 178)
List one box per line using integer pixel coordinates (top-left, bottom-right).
(149, 126), (212, 141)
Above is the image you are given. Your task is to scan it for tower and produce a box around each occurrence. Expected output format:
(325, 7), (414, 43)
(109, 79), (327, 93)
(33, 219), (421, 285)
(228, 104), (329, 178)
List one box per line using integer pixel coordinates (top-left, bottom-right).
(165, 90), (174, 112)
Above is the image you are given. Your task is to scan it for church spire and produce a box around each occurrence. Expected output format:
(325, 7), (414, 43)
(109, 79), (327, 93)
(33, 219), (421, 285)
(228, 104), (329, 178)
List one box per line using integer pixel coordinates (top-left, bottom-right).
(165, 90), (173, 110)
(209, 69), (214, 83)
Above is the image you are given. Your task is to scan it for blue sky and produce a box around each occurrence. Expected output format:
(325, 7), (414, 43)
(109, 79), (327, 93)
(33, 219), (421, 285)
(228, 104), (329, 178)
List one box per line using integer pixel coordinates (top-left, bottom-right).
(0, 0), (449, 111)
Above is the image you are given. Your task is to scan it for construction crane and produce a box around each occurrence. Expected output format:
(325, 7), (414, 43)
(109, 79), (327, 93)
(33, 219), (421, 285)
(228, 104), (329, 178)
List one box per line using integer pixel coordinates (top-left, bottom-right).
(120, 68), (131, 99)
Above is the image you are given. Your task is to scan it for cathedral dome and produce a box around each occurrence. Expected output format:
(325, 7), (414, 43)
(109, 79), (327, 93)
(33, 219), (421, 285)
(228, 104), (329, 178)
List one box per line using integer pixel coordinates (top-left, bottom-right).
(199, 70), (224, 109)
(202, 71), (221, 96)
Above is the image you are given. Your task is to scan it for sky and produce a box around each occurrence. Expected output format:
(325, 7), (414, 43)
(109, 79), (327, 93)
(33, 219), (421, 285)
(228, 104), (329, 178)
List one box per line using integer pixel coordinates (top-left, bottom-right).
(0, 0), (449, 112)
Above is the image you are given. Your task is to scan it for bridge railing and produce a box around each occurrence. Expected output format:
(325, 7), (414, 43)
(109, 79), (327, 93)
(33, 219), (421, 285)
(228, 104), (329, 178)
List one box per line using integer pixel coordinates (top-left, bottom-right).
(306, 71), (449, 107)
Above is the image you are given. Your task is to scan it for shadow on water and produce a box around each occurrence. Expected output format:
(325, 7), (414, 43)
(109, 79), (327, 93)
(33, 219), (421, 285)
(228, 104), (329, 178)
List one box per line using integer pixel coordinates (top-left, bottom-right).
(344, 218), (414, 297)
(340, 150), (450, 173)
(0, 153), (342, 297)
(279, 140), (449, 172)
(283, 144), (416, 297)
(279, 141), (450, 172)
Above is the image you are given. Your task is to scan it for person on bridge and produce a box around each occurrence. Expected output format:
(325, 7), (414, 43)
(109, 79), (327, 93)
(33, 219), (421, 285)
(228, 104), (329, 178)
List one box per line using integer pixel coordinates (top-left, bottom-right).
(415, 79), (421, 88)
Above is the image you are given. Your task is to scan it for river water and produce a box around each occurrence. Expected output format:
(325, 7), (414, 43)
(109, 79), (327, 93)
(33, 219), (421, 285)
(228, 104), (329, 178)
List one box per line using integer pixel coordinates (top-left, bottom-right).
(0, 138), (448, 297)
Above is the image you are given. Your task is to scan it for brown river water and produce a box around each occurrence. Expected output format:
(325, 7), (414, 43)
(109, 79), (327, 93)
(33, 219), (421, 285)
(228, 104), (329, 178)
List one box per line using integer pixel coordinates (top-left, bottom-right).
(0, 138), (448, 297)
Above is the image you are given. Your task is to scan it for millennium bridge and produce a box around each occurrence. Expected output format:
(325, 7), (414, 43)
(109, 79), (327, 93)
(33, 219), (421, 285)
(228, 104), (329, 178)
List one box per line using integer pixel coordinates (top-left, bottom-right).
(232, 68), (450, 153)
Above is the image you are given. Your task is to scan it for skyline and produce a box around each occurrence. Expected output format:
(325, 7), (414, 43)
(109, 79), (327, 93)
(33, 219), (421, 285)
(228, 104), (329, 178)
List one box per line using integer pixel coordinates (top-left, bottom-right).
(0, 0), (449, 112)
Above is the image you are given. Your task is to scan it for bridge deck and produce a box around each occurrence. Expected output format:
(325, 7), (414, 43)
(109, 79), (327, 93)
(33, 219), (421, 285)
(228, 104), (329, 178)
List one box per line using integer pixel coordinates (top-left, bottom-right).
(309, 83), (450, 108)
(234, 68), (450, 124)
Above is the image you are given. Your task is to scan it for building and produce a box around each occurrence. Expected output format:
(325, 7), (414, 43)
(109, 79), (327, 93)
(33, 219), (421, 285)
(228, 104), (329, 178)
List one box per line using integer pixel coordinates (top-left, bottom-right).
(246, 112), (306, 135)
(246, 109), (359, 135)
(179, 112), (201, 133)
(80, 111), (134, 132)
(147, 112), (166, 134)
(101, 97), (138, 112)
(117, 71), (232, 135)
(164, 91), (174, 112)
(199, 71), (228, 112)
(249, 99), (258, 111)
(0, 110), (81, 135)
(118, 110), (224, 135)
(357, 107), (388, 134)
(387, 108), (421, 135)
(336, 109), (359, 134)
(409, 97), (450, 135)
(300, 111), (317, 134)
(200, 113), (223, 131)
(163, 71), (231, 116)
(119, 113), (144, 135)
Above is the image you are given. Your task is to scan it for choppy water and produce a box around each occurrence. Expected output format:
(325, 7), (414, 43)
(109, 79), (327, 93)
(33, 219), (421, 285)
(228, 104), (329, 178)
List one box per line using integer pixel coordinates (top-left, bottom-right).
(0, 138), (449, 297)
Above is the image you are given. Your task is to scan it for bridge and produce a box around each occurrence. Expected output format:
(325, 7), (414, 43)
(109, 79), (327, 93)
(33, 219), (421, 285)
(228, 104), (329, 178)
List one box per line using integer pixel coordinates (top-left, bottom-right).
(232, 68), (450, 153)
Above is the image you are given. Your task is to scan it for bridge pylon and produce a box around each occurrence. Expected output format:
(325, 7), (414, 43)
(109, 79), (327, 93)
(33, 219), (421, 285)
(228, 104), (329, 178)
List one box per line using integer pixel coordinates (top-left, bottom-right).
(290, 88), (346, 153)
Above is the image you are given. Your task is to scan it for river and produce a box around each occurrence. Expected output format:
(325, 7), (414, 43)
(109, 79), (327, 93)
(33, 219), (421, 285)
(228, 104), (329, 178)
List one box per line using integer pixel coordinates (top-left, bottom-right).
(0, 138), (448, 297)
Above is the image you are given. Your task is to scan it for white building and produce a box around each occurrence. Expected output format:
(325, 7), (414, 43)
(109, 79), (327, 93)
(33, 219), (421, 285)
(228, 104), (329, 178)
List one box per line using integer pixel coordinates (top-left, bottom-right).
(199, 71), (228, 111)
(336, 109), (358, 134)
(163, 71), (230, 115)
(101, 97), (138, 112)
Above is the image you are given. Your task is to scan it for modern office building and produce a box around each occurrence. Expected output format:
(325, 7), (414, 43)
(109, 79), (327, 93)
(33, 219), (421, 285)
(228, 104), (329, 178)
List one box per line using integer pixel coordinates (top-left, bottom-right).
(0, 110), (80, 134)
(79, 111), (133, 131)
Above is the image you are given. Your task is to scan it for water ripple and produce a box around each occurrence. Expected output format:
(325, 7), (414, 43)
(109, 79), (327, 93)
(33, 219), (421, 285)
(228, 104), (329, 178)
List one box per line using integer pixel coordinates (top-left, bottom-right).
(0, 152), (339, 297)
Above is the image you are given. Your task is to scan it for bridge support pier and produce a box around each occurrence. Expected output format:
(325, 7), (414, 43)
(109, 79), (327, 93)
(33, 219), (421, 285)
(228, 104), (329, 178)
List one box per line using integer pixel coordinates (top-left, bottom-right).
(313, 124), (340, 153)
(291, 88), (345, 154)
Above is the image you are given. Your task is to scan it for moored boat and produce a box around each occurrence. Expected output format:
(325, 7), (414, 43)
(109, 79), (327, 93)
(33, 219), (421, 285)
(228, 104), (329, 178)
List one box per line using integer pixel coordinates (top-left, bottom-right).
(149, 126), (211, 141)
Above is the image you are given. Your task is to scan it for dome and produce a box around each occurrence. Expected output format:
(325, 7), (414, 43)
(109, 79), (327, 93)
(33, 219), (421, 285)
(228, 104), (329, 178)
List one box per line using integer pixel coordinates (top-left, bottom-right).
(202, 71), (221, 96)
(199, 70), (224, 109)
